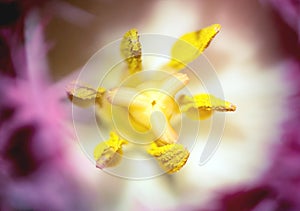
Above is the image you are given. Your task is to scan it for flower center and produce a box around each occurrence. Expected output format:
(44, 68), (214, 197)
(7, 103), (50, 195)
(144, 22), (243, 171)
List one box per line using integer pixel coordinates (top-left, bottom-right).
(128, 89), (178, 133)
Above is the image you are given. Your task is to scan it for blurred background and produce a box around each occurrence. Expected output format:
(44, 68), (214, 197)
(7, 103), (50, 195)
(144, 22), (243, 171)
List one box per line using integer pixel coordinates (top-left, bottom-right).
(0, 0), (299, 210)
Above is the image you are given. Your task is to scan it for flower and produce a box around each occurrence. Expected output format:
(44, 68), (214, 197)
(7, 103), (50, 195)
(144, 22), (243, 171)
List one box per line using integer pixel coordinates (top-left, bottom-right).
(56, 1), (294, 210)
(67, 24), (236, 174)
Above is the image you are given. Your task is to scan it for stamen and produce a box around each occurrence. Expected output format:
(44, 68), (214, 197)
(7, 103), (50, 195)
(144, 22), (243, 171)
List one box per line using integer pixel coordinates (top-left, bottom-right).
(147, 142), (190, 173)
(107, 87), (147, 107)
(160, 73), (189, 96)
(66, 81), (105, 107)
(150, 110), (178, 144)
(94, 132), (128, 169)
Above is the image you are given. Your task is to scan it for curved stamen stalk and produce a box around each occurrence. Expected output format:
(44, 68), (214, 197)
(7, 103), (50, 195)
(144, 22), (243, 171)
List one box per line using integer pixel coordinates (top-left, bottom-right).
(160, 73), (189, 96)
(150, 110), (178, 144)
(107, 87), (148, 108)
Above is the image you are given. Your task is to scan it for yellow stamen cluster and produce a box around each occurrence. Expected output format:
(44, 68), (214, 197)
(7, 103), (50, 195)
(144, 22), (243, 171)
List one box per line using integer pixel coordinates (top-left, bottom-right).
(67, 24), (236, 174)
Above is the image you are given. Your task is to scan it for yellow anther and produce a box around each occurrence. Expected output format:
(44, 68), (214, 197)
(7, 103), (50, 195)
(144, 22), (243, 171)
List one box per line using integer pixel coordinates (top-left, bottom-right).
(179, 94), (236, 120)
(66, 81), (105, 107)
(120, 28), (142, 74)
(148, 142), (190, 174)
(167, 24), (221, 70)
(93, 132), (128, 169)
